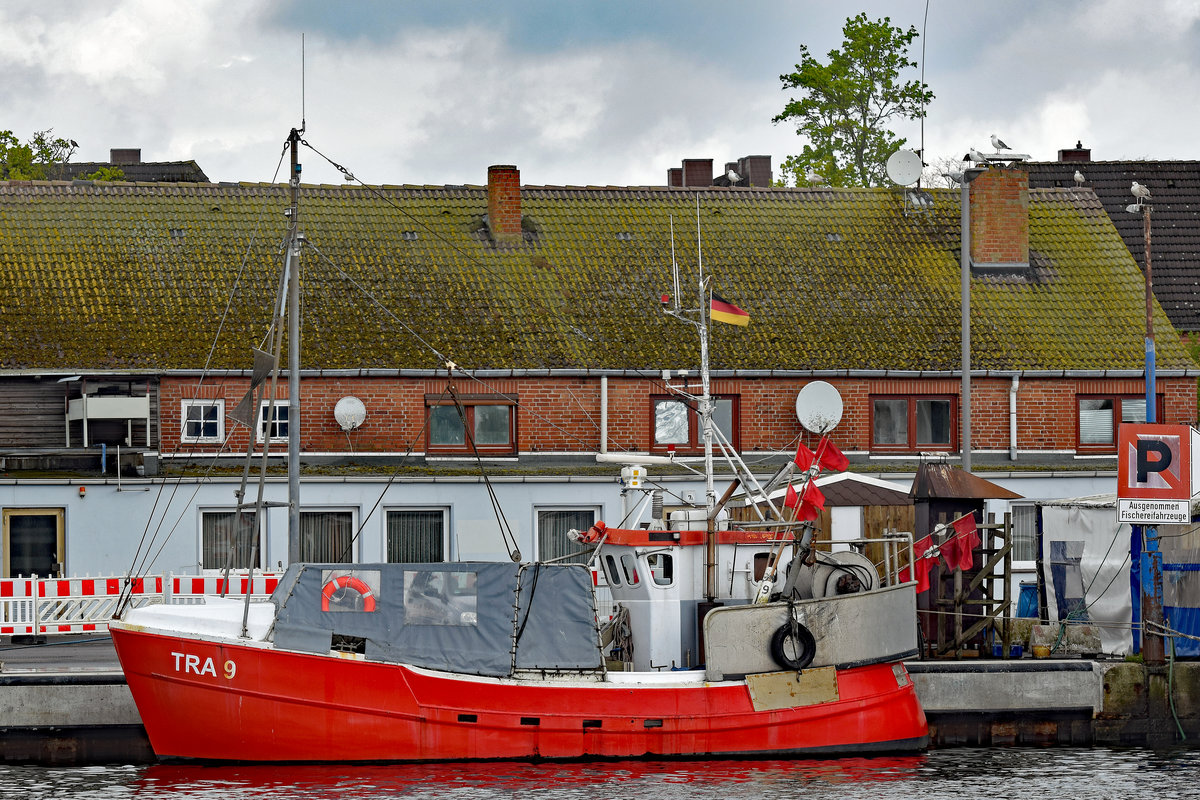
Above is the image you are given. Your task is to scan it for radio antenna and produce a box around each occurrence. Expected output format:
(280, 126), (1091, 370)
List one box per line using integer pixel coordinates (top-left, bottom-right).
(300, 33), (307, 134)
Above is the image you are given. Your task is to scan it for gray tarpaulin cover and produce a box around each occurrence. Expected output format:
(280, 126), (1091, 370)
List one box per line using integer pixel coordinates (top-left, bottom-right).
(271, 562), (601, 677)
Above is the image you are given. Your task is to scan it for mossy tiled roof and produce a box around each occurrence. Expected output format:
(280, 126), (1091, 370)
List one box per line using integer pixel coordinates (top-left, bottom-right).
(0, 179), (1192, 373)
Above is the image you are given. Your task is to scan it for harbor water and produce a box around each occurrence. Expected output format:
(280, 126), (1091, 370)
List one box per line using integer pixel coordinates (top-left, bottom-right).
(2, 748), (1199, 800)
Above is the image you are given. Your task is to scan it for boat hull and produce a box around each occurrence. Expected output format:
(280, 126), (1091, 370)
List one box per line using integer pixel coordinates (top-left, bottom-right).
(110, 623), (927, 762)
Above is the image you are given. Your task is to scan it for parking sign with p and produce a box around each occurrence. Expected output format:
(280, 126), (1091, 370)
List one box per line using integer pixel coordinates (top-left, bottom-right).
(1117, 424), (1198, 524)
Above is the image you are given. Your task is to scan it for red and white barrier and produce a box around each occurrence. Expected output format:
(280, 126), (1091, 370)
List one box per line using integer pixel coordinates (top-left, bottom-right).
(0, 573), (281, 636)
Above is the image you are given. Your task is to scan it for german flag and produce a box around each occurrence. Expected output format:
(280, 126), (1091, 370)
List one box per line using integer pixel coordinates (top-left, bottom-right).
(710, 293), (750, 326)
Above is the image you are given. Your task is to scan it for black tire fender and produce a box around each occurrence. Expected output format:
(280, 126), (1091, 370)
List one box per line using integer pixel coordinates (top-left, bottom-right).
(769, 621), (817, 670)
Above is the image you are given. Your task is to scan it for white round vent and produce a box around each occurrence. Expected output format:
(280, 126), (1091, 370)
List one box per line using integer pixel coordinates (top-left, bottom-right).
(333, 396), (367, 431)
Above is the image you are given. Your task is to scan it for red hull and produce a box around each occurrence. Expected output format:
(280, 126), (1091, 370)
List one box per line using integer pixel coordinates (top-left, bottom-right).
(111, 624), (927, 762)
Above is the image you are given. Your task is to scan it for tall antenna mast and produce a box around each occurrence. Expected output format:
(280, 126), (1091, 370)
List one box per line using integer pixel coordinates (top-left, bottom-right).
(301, 33), (307, 134)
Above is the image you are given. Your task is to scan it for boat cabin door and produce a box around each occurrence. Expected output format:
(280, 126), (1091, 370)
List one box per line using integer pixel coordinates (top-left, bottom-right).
(3, 508), (65, 577)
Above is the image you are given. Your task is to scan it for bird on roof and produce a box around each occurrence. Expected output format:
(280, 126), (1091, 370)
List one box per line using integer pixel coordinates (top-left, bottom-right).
(1131, 181), (1152, 200)
(965, 148), (989, 164)
(726, 168), (742, 184)
(804, 169), (824, 185)
(990, 134), (1011, 151)
(1074, 170), (1085, 186)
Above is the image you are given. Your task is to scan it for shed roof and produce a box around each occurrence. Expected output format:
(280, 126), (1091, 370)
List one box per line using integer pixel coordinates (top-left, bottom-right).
(0, 178), (1191, 373)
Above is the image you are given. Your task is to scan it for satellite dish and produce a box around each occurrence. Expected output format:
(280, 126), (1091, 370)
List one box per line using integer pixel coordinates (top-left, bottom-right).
(334, 396), (367, 431)
(795, 381), (843, 434)
(886, 149), (923, 186)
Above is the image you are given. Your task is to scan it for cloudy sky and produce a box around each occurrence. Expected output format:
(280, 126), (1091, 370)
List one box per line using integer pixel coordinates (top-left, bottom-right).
(2, 0), (1197, 187)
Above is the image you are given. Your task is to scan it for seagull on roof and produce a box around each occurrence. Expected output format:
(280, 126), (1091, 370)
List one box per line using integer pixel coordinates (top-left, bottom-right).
(726, 168), (742, 184)
(804, 169), (824, 185)
(965, 148), (989, 164)
(1131, 181), (1152, 200)
(1074, 170), (1085, 186)
(990, 134), (1011, 151)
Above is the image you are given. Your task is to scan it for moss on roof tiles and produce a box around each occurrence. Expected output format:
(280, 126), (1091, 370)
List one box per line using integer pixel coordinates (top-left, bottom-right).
(0, 180), (1192, 373)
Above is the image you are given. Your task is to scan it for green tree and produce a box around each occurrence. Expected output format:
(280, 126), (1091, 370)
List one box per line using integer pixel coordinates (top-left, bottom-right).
(0, 129), (78, 179)
(82, 165), (126, 181)
(774, 14), (933, 187)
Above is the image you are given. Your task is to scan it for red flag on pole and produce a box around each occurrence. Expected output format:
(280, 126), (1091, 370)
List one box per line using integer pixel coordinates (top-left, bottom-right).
(784, 484), (799, 509)
(794, 442), (815, 471)
(796, 481), (825, 522)
(815, 436), (849, 472)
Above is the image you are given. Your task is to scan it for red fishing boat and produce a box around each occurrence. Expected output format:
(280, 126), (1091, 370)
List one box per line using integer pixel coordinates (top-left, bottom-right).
(109, 128), (927, 762)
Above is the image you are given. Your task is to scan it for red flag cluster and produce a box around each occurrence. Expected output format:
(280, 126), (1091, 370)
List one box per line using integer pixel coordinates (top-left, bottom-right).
(783, 435), (848, 521)
(899, 514), (980, 594)
(793, 437), (848, 474)
(784, 481), (825, 521)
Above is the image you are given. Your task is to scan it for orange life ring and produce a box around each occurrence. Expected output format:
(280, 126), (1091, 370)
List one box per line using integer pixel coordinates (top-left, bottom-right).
(320, 574), (377, 612)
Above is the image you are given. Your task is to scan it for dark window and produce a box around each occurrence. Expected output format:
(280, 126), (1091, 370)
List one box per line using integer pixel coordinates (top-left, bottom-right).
(1077, 395), (1154, 451)
(300, 510), (354, 562)
(387, 509), (446, 562)
(201, 510), (260, 570)
(651, 395), (738, 453)
(1011, 504), (1037, 562)
(871, 396), (954, 452)
(538, 508), (595, 564)
(426, 395), (516, 455)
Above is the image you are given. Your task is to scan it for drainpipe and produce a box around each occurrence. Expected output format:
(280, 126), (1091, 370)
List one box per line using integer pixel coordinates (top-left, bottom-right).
(1009, 375), (1020, 460)
(600, 376), (608, 454)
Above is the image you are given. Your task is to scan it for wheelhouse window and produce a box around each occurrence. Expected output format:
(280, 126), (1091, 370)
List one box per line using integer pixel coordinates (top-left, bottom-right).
(426, 394), (516, 456)
(300, 510), (355, 563)
(871, 396), (954, 452)
(182, 400), (224, 444)
(537, 508), (597, 564)
(387, 509), (447, 562)
(200, 510), (260, 571)
(1077, 395), (1155, 451)
(651, 395), (738, 453)
(257, 401), (289, 444)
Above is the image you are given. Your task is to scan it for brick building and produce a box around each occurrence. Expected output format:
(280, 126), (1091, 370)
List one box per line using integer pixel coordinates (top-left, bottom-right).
(0, 156), (1195, 576)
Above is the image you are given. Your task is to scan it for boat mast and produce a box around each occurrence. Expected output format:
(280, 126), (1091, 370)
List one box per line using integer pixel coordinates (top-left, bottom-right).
(695, 202), (718, 602)
(285, 128), (303, 564)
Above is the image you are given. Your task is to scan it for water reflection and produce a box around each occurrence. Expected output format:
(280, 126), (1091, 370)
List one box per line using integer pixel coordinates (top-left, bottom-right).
(3, 749), (1200, 800)
(135, 755), (927, 798)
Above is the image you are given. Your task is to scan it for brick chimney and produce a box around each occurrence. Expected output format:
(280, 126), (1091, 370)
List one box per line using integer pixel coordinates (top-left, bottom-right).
(737, 155), (773, 187)
(110, 148), (141, 164)
(682, 158), (713, 187)
(487, 165), (522, 245)
(969, 167), (1029, 266)
(667, 167), (682, 187)
(1058, 141), (1091, 162)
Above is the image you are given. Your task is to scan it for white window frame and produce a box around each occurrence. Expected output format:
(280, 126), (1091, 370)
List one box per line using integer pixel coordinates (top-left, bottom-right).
(385, 507), (451, 563)
(182, 399), (225, 444)
(199, 507), (264, 573)
(257, 400), (290, 444)
(535, 506), (599, 564)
